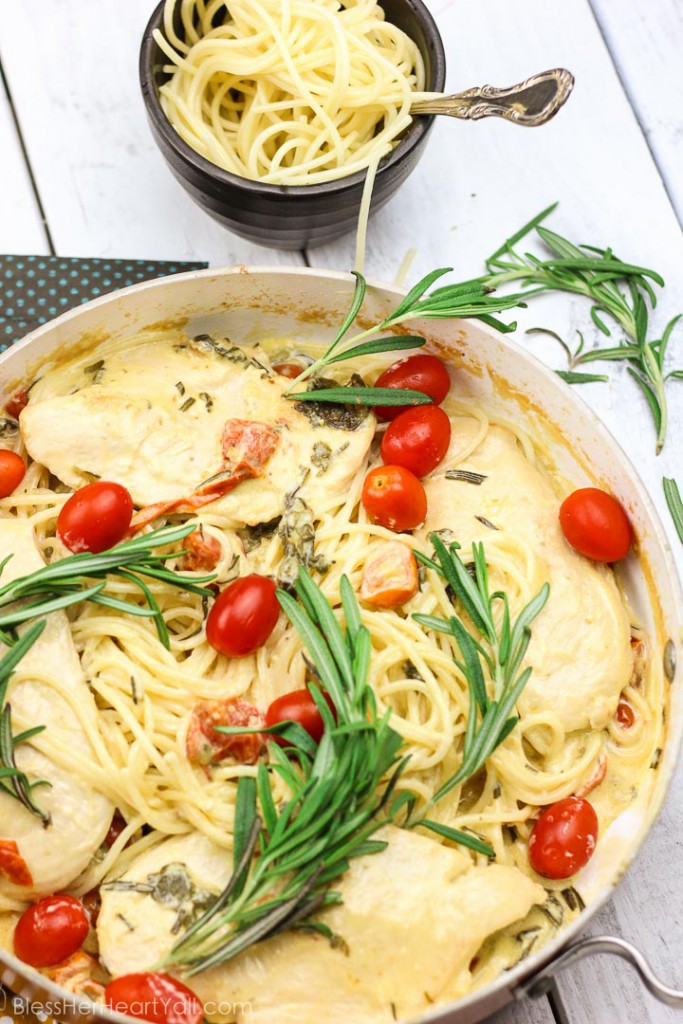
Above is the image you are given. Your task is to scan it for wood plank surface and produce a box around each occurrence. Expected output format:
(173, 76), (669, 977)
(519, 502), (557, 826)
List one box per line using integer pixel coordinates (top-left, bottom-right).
(0, 67), (48, 255)
(0, 3), (303, 267)
(591, 0), (683, 226)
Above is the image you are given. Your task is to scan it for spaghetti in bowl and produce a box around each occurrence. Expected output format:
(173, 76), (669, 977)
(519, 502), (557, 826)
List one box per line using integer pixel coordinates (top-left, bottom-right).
(0, 267), (680, 1024)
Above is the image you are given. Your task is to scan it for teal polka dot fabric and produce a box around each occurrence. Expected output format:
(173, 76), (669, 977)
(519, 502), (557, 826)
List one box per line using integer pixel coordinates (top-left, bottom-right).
(0, 255), (208, 351)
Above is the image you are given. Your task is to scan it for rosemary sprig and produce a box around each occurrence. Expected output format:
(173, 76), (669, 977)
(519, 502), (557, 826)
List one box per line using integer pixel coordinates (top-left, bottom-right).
(663, 477), (683, 544)
(0, 621), (51, 825)
(287, 269), (526, 393)
(164, 568), (408, 975)
(466, 204), (681, 453)
(0, 525), (216, 649)
(413, 534), (549, 810)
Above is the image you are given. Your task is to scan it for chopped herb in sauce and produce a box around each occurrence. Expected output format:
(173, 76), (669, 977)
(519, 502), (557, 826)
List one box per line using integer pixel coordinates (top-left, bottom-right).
(0, 418), (19, 439)
(650, 747), (662, 769)
(238, 516), (282, 554)
(84, 359), (105, 375)
(310, 441), (332, 474)
(561, 886), (585, 912)
(277, 491), (330, 589)
(179, 397), (196, 412)
(175, 381), (186, 397)
(295, 375), (369, 431)
(445, 470), (488, 485)
(104, 862), (214, 935)
(199, 391), (214, 412)
(191, 335), (269, 375)
(130, 676), (140, 705)
(475, 515), (500, 531)
(402, 660), (424, 682)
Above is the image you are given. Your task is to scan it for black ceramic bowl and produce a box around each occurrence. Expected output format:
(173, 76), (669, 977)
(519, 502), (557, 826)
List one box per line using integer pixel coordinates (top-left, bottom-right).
(139, 0), (446, 250)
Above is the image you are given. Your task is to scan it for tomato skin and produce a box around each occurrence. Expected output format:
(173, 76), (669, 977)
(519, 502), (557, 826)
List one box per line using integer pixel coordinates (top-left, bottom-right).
(272, 362), (304, 380)
(559, 487), (632, 562)
(362, 465), (427, 532)
(266, 689), (336, 746)
(380, 405), (451, 478)
(0, 449), (26, 498)
(14, 894), (89, 968)
(616, 700), (635, 729)
(104, 973), (203, 1024)
(57, 481), (133, 553)
(374, 354), (450, 420)
(206, 574), (279, 657)
(528, 797), (598, 879)
(360, 541), (419, 608)
(5, 386), (30, 420)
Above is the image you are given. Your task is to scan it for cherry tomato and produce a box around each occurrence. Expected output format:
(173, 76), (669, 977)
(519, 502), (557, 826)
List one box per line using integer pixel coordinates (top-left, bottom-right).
(559, 487), (632, 562)
(57, 481), (133, 553)
(528, 797), (598, 879)
(104, 973), (203, 1024)
(380, 405), (451, 478)
(373, 354), (450, 420)
(206, 574), (279, 657)
(272, 362), (304, 380)
(0, 449), (26, 498)
(5, 386), (29, 420)
(360, 541), (418, 608)
(14, 894), (89, 968)
(266, 688), (336, 746)
(616, 700), (635, 729)
(181, 530), (222, 572)
(362, 465), (427, 532)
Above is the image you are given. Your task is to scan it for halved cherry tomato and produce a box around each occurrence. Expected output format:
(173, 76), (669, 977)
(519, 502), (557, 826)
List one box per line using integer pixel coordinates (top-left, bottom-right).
(206, 574), (279, 657)
(362, 465), (427, 532)
(374, 354), (450, 420)
(5, 386), (29, 420)
(104, 973), (203, 1024)
(559, 487), (632, 562)
(0, 839), (32, 886)
(266, 688), (336, 746)
(272, 362), (304, 380)
(0, 449), (26, 498)
(380, 405), (451, 478)
(57, 481), (133, 553)
(616, 700), (635, 729)
(528, 796), (598, 879)
(360, 541), (418, 608)
(187, 698), (264, 764)
(182, 529), (222, 572)
(14, 894), (89, 968)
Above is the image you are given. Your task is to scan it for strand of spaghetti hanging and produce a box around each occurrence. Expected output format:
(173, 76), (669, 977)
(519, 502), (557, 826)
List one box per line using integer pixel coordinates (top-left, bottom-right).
(464, 203), (682, 454)
(286, 268), (528, 407)
(0, 525), (216, 649)
(0, 622), (51, 825)
(163, 552), (547, 974)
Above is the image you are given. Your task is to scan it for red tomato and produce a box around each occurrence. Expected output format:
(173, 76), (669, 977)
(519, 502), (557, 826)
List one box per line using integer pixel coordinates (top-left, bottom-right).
(272, 362), (304, 380)
(14, 894), (89, 968)
(104, 973), (203, 1024)
(206, 574), (279, 657)
(360, 541), (419, 608)
(373, 354), (450, 420)
(181, 530), (221, 572)
(186, 698), (264, 764)
(0, 449), (26, 498)
(5, 386), (29, 420)
(266, 689), (336, 746)
(616, 700), (635, 729)
(559, 487), (632, 562)
(528, 797), (598, 879)
(362, 465), (427, 532)
(380, 405), (451, 477)
(57, 481), (133, 553)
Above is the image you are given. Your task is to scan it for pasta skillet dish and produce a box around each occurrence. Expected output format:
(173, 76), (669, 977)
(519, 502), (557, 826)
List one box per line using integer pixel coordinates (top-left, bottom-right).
(0, 303), (663, 1024)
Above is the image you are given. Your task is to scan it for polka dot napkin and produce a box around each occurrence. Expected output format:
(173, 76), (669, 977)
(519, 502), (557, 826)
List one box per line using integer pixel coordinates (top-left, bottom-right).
(0, 255), (208, 352)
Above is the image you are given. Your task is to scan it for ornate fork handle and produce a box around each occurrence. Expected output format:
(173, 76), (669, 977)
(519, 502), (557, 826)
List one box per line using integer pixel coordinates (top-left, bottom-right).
(411, 68), (575, 127)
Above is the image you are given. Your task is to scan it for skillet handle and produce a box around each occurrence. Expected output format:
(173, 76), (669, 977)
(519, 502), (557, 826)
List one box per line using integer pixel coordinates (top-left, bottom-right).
(519, 935), (683, 1008)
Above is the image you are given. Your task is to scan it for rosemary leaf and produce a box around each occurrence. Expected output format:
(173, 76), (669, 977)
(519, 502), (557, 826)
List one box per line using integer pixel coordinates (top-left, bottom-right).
(663, 478), (683, 544)
(290, 386), (431, 407)
(556, 370), (609, 384)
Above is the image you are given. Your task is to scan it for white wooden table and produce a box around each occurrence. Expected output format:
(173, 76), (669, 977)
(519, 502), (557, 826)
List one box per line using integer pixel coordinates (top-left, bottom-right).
(1, 2), (682, 1022)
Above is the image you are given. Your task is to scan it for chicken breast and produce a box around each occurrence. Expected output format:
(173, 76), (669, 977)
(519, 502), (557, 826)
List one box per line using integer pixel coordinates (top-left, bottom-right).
(417, 422), (633, 732)
(20, 333), (375, 527)
(0, 519), (113, 900)
(98, 826), (544, 1023)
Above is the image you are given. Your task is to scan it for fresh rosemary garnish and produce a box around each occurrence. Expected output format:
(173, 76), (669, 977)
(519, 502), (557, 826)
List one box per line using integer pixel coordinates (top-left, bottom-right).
(0, 525), (215, 649)
(663, 477), (683, 544)
(165, 552), (543, 972)
(0, 621), (51, 825)
(289, 385), (432, 408)
(287, 269), (525, 394)
(470, 204), (682, 454)
(413, 534), (549, 810)
(164, 568), (409, 975)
